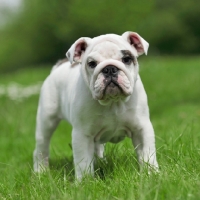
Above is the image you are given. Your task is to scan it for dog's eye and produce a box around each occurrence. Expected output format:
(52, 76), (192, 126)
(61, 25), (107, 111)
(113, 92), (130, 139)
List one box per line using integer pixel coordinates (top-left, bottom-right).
(88, 61), (97, 68)
(122, 56), (132, 65)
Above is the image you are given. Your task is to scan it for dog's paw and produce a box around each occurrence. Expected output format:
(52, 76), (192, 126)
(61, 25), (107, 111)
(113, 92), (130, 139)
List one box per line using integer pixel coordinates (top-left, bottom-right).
(33, 150), (49, 173)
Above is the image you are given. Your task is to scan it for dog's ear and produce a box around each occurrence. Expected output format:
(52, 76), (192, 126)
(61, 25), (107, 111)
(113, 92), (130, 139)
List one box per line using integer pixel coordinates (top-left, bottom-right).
(66, 37), (91, 64)
(122, 32), (149, 56)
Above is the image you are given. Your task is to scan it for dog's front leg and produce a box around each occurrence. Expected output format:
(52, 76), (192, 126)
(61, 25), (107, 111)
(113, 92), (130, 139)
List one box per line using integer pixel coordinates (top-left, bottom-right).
(72, 130), (95, 180)
(132, 119), (159, 172)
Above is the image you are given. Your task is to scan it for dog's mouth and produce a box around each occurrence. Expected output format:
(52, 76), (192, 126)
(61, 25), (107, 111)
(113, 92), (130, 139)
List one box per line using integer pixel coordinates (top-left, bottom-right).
(103, 78), (123, 98)
(104, 77), (120, 89)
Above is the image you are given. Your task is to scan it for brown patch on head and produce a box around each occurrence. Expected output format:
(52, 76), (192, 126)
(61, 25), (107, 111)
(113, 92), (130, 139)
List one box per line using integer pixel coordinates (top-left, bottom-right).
(121, 50), (136, 65)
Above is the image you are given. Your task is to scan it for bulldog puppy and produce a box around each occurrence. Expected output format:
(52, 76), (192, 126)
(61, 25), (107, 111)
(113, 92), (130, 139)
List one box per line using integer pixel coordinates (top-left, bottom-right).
(33, 31), (159, 179)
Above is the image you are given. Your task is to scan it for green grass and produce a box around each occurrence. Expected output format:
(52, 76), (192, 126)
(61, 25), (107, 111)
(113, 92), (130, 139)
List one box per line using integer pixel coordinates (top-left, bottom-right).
(0, 57), (200, 199)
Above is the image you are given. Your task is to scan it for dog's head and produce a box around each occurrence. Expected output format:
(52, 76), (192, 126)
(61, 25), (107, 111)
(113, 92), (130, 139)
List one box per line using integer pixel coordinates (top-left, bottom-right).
(66, 32), (149, 105)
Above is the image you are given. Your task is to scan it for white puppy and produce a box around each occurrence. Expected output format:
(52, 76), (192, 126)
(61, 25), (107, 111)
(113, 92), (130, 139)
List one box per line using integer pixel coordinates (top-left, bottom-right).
(33, 31), (159, 179)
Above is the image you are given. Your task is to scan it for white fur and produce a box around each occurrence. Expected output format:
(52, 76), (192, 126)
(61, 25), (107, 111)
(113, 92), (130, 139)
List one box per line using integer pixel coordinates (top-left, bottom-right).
(33, 32), (158, 179)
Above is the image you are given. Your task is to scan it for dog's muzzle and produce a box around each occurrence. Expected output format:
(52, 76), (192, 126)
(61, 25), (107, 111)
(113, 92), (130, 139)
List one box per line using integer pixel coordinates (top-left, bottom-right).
(91, 59), (133, 101)
(99, 65), (124, 100)
(101, 65), (121, 90)
(102, 65), (119, 77)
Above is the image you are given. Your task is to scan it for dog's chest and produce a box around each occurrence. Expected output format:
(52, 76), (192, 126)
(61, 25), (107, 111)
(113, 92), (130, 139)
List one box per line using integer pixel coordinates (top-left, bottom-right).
(93, 114), (133, 144)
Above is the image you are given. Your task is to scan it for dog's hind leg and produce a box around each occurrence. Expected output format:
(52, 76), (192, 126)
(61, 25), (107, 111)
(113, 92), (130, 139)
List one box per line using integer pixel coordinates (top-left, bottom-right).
(95, 143), (104, 158)
(33, 81), (60, 173)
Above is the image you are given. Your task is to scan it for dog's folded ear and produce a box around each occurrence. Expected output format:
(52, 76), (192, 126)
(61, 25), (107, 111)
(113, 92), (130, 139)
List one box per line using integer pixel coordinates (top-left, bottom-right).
(66, 37), (91, 64)
(122, 32), (149, 56)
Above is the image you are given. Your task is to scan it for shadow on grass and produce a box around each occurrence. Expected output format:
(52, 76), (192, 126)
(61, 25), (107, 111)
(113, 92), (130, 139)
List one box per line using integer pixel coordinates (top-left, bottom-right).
(49, 156), (110, 180)
(48, 147), (138, 181)
(48, 157), (75, 182)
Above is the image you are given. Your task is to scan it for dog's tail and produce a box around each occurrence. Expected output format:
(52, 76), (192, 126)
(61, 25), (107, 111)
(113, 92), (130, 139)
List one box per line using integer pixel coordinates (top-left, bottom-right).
(51, 58), (69, 73)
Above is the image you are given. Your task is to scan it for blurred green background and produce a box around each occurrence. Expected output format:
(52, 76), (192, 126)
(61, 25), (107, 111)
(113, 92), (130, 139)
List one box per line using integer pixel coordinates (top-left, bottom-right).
(0, 0), (200, 72)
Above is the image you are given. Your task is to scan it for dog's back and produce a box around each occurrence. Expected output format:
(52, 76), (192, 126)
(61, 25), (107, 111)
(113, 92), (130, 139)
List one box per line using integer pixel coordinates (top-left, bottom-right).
(51, 58), (69, 73)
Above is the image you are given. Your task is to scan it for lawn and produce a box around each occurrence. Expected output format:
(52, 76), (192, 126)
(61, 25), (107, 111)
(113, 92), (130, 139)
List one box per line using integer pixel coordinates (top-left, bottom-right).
(0, 57), (200, 199)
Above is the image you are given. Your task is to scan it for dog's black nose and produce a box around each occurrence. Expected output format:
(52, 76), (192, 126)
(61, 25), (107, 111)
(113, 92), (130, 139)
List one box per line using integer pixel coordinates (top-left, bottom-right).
(102, 65), (119, 77)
